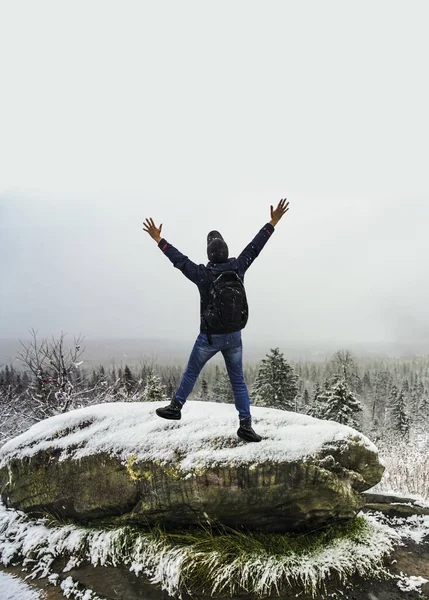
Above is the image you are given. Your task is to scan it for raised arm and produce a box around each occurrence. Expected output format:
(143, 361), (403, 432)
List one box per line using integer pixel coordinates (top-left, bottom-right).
(143, 217), (207, 285)
(236, 199), (289, 273)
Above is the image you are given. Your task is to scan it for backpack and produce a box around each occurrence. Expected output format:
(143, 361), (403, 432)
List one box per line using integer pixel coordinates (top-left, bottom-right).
(203, 270), (249, 333)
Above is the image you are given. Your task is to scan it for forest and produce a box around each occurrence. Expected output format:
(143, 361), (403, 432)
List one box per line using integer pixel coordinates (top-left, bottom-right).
(1, 331), (428, 499)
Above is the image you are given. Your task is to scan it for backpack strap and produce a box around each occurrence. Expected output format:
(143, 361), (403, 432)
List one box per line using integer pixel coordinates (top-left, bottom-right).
(204, 269), (216, 344)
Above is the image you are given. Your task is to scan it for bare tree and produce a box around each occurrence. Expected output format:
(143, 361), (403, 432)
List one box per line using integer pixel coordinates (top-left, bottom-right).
(328, 349), (360, 391)
(17, 329), (85, 417)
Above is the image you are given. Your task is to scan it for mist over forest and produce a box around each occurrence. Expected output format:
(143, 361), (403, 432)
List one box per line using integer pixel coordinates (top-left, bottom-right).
(3, 337), (429, 370)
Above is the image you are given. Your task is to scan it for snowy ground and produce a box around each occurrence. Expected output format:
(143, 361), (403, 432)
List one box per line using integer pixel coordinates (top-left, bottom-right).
(0, 571), (45, 599)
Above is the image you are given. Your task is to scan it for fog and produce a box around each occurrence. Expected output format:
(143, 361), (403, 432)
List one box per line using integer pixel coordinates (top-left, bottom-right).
(2, 194), (429, 351)
(1, 1), (429, 354)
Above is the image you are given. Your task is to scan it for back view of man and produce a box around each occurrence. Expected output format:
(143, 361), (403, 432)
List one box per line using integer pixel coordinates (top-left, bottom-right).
(143, 198), (289, 442)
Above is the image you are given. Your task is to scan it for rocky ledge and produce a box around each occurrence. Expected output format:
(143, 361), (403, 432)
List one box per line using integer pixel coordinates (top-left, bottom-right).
(0, 401), (384, 532)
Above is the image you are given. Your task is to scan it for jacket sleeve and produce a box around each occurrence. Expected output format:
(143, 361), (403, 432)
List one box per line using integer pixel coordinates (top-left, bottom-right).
(235, 223), (275, 273)
(158, 239), (208, 285)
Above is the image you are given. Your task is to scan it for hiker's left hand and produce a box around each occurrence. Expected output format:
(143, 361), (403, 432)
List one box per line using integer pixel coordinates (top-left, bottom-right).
(143, 218), (163, 243)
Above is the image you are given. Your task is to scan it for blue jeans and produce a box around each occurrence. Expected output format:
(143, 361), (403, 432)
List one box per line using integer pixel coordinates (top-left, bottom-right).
(175, 331), (251, 420)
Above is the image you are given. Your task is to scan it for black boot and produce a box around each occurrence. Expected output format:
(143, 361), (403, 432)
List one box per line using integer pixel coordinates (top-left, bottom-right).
(237, 417), (262, 442)
(156, 397), (182, 420)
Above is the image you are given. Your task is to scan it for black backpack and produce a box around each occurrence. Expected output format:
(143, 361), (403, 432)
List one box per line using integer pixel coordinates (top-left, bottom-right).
(203, 270), (249, 333)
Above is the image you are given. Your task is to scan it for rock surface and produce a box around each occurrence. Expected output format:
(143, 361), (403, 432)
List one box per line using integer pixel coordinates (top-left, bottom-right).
(0, 401), (384, 532)
(362, 491), (429, 518)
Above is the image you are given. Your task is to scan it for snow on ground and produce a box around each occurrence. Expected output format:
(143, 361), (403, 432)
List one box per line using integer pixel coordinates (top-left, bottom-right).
(59, 575), (102, 599)
(0, 401), (378, 472)
(397, 574), (429, 593)
(373, 512), (429, 544)
(0, 571), (43, 599)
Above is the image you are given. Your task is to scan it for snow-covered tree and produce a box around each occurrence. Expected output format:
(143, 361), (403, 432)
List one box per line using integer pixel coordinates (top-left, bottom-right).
(212, 370), (233, 403)
(310, 376), (362, 429)
(308, 380), (329, 419)
(122, 365), (135, 394)
(294, 387), (311, 414)
(197, 377), (210, 401)
(141, 371), (167, 402)
(418, 393), (429, 420)
(252, 348), (298, 410)
(16, 329), (85, 417)
(388, 386), (409, 438)
(371, 370), (392, 429)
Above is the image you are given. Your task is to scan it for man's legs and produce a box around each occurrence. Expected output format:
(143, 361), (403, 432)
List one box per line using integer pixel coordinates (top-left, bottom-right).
(175, 333), (218, 405)
(156, 333), (218, 419)
(157, 330), (261, 440)
(221, 333), (251, 420)
(222, 331), (262, 442)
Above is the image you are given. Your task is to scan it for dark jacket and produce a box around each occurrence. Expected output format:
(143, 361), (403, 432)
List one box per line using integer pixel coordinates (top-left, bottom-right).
(158, 222), (275, 334)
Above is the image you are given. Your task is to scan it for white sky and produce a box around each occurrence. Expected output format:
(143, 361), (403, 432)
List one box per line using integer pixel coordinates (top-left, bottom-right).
(1, 1), (429, 348)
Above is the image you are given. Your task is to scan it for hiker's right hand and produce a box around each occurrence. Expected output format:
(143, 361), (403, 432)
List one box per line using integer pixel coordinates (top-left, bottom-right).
(143, 218), (163, 243)
(270, 199), (289, 226)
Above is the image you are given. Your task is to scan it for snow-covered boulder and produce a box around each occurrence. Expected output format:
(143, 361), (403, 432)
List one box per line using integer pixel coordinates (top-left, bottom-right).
(0, 401), (384, 532)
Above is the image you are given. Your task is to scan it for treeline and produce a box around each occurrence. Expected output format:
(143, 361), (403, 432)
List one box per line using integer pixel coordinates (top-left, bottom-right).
(0, 332), (428, 446)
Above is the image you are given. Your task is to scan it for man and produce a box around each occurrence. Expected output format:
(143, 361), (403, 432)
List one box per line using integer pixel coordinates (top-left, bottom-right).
(143, 198), (289, 442)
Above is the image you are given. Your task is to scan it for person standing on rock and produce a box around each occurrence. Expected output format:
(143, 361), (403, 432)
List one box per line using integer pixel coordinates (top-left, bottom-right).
(143, 198), (290, 442)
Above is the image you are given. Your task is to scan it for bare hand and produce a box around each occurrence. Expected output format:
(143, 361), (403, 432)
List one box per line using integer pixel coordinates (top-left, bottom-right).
(270, 199), (289, 225)
(143, 218), (163, 243)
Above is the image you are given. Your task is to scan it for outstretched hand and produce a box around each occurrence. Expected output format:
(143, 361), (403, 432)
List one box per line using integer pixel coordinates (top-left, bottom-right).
(143, 218), (163, 243)
(270, 198), (289, 226)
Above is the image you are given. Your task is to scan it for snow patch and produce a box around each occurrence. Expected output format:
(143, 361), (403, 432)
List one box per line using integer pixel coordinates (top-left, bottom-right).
(60, 576), (103, 599)
(397, 573), (429, 592)
(0, 571), (42, 599)
(366, 510), (429, 545)
(0, 401), (378, 473)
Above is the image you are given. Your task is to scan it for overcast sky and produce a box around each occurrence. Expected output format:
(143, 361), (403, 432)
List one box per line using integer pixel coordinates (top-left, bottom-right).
(1, 1), (429, 348)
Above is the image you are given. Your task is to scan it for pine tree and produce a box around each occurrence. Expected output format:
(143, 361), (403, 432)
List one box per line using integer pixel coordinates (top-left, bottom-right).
(372, 370), (392, 428)
(309, 380), (330, 419)
(418, 393), (429, 420)
(212, 371), (233, 403)
(312, 382), (322, 403)
(142, 371), (167, 402)
(410, 378), (426, 420)
(389, 386), (409, 438)
(122, 365), (135, 394)
(252, 348), (298, 410)
(301, 388), (310, 412)
(362, 371), (372, 391)
(409, 384), (420, 416)
(4, 365), (12, 386)
(310, 377), (362, 429)
(198, 377), (209, 401)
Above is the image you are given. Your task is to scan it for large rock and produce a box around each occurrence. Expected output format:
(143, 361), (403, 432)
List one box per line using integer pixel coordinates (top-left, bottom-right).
(0, 401), (384, 532)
